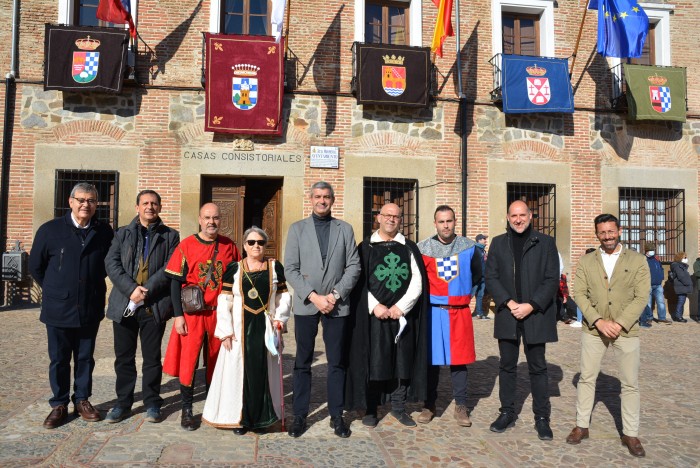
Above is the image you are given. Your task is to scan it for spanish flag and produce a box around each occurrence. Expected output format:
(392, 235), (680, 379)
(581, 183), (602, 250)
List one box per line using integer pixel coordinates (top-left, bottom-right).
(430, 0), (454, 58)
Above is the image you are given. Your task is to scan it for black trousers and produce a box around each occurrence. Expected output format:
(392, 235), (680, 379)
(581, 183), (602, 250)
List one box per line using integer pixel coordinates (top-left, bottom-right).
(292, 313), (347, 418)
(113, 308), (166, 410)
(367, 379), (409, 413)
(46, 322), (100, 407)
(426, 365), (468, 407)
(497, 325), (550, 419)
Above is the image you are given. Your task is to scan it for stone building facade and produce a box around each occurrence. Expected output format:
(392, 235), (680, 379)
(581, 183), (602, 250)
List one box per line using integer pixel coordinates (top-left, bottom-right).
(0, 0), (698, 304)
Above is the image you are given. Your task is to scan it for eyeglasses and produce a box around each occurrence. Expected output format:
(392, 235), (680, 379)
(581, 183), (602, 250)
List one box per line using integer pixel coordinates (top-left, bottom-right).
(72, 197), (97, 205)
(379, 213), (401, 220)
(246, 239), (266, 246)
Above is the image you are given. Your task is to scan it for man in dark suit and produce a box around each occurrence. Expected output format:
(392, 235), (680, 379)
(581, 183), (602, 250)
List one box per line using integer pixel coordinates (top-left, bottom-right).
(284, 181), (361, 438)
(29, 182), (114, 429)
(104, 190), (179, 424)
(484, 200), (559, 440)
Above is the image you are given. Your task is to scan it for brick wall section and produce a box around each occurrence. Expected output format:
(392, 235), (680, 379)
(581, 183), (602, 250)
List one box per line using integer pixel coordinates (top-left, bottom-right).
(0, 0), (697, 286)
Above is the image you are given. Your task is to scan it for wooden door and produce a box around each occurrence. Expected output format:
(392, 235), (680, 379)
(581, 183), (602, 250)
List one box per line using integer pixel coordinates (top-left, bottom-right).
(202, 177), (282, 260)
(244, 178), (282, 260)
(201, 178), (245, 248)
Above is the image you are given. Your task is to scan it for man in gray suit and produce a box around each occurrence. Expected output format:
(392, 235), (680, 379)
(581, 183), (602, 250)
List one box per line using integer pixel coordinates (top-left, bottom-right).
(284, 181), (361, 438)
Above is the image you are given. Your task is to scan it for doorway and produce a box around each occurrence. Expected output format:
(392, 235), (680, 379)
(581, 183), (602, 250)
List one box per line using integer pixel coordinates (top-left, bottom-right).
(201, 177), (283, 260)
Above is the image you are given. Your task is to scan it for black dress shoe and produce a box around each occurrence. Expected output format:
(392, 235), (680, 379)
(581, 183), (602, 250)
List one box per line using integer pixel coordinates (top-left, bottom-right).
(180, 408), (197, 431)
(489, 412), (516, 433)
(677, 317), (688, 323)
(362, 413), (379, 427)
(233, 427), (247, 435)
(535, 417), (553, 440)
(390, 410), (417, 427)
(330, 415), (351, 438)
(288, 415), (306, 438)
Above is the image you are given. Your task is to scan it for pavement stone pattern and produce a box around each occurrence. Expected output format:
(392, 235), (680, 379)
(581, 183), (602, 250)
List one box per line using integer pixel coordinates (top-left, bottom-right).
(1, 308), (699, 467)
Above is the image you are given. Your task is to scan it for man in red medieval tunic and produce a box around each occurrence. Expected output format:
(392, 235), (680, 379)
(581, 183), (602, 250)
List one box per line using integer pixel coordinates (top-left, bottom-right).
(164, 203), (239, 430)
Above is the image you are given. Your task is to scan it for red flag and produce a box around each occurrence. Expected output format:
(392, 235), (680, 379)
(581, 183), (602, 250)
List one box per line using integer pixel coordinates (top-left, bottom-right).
(431, 0), (454, 58)
(205, 34), (285, 135)
(97, 0), (136, 38)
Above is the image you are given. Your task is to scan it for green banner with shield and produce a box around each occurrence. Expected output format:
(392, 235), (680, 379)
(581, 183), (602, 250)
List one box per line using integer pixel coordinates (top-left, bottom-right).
(624, 64), (686, 122)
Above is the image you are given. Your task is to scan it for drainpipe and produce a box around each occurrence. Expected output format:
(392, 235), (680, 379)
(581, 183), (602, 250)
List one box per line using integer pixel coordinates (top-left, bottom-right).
(455, 0), (468, 236)
(1, 0), (20, 304)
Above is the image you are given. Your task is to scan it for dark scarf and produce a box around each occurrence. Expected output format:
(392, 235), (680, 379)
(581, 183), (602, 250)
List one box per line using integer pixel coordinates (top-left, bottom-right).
(510, 224), (532, 302)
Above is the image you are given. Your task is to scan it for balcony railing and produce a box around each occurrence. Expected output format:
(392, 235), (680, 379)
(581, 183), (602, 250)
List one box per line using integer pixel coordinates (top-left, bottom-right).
(488, 53), (503, 101)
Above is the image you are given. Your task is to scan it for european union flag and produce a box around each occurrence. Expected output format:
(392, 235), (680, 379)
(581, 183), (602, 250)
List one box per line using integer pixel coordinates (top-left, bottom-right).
(589, 0), (649, 58)
(501, 55), (574, 114)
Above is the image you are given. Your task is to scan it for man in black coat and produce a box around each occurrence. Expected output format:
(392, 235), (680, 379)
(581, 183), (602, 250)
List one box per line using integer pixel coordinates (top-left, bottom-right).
(484, 200), (559, 440)
(104, 190), (179, 424)
(345, 203), (429, 428)
(29, 182), (114, 429)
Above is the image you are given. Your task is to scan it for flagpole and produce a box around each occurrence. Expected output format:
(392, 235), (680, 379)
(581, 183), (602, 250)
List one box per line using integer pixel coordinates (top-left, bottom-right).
(569, 1), (590, 77)
(284, 0), (291, 58)
(455, 0), (467, 236)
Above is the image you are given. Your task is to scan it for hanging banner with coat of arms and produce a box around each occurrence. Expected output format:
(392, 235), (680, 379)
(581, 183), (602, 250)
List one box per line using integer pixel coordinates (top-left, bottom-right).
(354, 42), (431, 108)
(623, 64), (686, 122)
(501, 54), (574, 114)
(44, 24), (129, 93)
(205, 33), (285, 135)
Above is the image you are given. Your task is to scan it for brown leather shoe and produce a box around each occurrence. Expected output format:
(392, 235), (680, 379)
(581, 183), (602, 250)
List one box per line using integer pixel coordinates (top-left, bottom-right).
(565, 426), (589, 444)
(621, 435), (645, 457)
(43, 405), (68, 429)
(74, 400), (101, 422)
(454, 405), (472, 427)
(417, 406), (435, 424)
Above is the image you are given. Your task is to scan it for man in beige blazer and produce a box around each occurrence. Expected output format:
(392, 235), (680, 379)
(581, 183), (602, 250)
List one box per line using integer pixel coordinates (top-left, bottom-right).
(567, 213), (650, 457)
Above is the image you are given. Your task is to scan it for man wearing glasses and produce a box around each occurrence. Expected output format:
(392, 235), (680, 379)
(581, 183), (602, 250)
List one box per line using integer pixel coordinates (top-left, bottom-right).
(30, 182), (114, 429)
(345, 203), (429, 428)
(284, 181), (361, 438)
(104, 190), (180, 424)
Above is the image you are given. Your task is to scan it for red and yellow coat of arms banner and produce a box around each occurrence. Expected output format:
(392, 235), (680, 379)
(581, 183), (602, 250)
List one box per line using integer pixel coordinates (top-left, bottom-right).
(205, 34), (285, 135)
(355, 42), (431, 108)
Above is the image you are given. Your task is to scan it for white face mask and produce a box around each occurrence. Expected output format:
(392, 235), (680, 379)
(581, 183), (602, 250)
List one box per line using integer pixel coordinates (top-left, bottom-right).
(646, 251), (655, 257)
(682, 258), (689, 264)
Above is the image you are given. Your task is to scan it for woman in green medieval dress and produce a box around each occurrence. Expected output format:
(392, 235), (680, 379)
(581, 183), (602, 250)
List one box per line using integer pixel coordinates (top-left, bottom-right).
(202, 226), (290, 434)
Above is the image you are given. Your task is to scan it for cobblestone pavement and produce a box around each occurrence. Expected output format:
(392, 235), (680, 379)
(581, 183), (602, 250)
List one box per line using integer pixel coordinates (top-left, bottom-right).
(1, 307), (699, 467)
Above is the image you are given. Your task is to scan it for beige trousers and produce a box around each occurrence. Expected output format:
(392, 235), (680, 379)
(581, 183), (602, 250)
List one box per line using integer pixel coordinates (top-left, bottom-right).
(575, 332), (640, 437)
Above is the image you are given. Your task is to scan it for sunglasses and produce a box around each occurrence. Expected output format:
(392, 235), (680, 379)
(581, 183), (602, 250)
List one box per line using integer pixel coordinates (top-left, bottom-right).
(246, 239), (266, 246)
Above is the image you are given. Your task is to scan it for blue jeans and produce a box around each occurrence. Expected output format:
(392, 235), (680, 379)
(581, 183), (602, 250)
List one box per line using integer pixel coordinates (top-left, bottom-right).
(675, 294), (687, 319)
(471, 281), (486, 316)
(641, 284), (667, 322)
(576, 307), (583, 322)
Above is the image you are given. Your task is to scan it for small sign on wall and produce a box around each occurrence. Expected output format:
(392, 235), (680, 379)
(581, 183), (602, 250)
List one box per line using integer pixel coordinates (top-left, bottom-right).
(309, 146), (339, 169)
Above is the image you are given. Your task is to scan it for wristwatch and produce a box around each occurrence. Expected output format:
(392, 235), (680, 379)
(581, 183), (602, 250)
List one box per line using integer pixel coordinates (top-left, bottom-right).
(332, 290), (341, 301)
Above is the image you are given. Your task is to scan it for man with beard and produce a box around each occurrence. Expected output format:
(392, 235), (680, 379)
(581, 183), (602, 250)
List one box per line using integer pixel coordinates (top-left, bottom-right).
(346, 203), (429, 428)
(566, 214), (650, 457)
(416, 205), (481, 427)
(163, 203), (239, 430)
(485, 200), (559, 440)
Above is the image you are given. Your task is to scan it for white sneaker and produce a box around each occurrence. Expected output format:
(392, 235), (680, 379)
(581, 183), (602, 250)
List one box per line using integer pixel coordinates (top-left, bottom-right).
(570, 321), (582, 328)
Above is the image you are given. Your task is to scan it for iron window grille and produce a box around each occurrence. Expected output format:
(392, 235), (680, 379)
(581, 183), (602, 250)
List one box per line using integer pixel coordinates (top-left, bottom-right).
(363, 177), (418, 241)
(54, 170), (119, 229)
(506, 182), (556, 239)
(619, 187), (685, 263)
